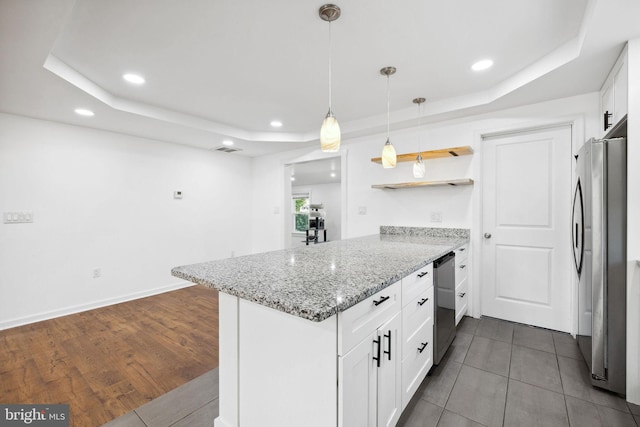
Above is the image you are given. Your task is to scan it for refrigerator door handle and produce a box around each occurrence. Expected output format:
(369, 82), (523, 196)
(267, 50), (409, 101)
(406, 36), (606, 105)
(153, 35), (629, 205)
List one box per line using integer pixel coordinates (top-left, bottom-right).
(591, 141), (607, 380)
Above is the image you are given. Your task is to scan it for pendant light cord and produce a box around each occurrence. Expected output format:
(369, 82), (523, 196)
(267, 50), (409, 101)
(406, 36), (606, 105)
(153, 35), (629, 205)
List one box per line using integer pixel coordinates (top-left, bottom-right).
(418, 102), (422, 151)
(386, 75), (390, 138)
(328, 20), (332, 111)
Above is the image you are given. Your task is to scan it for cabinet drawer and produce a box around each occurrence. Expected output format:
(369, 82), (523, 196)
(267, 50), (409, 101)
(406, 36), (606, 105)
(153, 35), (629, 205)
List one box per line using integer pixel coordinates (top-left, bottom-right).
(402, 286), (433, 346)
(339, 280), (401, 355)
(402, 263), (433, 306)
(455, 260), (468, 286)
(455, 277), (468, 326)
(401, 320), (433, 409)
(454, 244), (469, 264)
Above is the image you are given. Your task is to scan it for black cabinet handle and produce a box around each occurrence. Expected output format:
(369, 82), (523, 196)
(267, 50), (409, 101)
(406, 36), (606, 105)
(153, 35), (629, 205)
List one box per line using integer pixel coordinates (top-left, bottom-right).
(373, 336), (381, 367)
(459, 247), (466, 252)
(384, 331), (392, 360)
(458, 292), (466, 298)
(459, 264), (466, 269)
(418, 297), (429, 306)
(418, 342), (428, 353)
(417, 271), (429, 278)
(373, 295), (390, 306)
(604, 110), (612, 130)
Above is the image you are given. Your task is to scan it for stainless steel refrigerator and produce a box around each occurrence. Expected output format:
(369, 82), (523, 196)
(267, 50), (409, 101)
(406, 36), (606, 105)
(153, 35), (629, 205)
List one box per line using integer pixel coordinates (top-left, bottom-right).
(573, 132), (626, 395)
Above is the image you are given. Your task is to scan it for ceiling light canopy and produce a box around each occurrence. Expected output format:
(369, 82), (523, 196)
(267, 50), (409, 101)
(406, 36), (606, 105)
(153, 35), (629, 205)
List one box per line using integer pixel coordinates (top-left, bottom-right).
(74, 108), (94, 116)
(471, 59), (494, 71)
(270, 120), (283, 128)
(380, 66), (397, 169)
(319, 4), (341, 153)
(123, 73), (146, 84)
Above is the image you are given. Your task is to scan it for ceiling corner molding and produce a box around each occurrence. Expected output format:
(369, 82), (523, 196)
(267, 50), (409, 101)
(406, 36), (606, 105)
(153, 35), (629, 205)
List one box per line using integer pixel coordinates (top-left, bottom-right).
(42, 53), (310, 144)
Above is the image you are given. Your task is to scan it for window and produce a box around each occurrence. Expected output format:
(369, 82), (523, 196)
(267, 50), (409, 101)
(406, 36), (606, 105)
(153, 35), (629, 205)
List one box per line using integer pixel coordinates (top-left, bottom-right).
(292, 192), (310, 233)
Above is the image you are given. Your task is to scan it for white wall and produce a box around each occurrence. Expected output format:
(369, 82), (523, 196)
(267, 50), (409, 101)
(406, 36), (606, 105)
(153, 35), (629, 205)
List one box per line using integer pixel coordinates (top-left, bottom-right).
(0, 113), (253, 329)
(625, 38), (640, 405)
(251, 93), (599, 251)
(291, 182), (342, 247)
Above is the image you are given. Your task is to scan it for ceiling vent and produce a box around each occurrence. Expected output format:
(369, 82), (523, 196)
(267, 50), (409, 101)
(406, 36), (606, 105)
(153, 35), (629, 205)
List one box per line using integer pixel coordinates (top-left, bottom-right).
(211, 146), (242, 153)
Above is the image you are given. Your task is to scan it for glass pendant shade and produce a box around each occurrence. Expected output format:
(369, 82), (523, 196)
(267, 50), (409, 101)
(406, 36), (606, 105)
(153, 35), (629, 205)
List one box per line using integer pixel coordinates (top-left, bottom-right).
(413, 153), (426, 178)
(320, 110), (340, 152)
(382, 138), (397, 168)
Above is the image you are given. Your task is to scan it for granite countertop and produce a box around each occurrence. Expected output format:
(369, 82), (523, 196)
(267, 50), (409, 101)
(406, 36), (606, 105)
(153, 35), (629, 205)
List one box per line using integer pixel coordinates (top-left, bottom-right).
(171, 227), (469, 322)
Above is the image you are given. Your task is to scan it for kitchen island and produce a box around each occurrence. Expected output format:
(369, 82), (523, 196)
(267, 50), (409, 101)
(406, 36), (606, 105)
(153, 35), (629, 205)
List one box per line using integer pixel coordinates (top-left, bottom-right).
(172, 227), (469, 427)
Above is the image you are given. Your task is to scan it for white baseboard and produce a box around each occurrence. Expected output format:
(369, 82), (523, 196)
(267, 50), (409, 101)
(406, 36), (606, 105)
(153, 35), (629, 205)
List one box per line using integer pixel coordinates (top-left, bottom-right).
(0, 281), (195, 331)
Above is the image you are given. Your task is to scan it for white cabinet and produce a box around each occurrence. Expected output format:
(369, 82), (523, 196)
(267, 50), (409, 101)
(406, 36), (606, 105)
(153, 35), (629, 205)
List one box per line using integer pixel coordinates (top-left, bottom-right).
(600, 46), (628, 137)
(339, 282), (402, 427)
(455, 244), (469, 325)
(401, 284), (434, 409)
(376, 313), (402, 427)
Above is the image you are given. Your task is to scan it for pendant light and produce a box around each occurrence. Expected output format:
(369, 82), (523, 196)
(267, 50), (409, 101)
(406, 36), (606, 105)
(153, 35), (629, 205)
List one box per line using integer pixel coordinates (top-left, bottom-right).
(319, 4), (341, 152)
(380, 66), (397, 168)
(412, 97), (426, 178)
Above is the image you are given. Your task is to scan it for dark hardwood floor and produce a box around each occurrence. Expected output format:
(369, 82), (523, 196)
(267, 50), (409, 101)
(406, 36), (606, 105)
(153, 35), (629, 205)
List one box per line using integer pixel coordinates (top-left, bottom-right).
(0, 285), (218, 427)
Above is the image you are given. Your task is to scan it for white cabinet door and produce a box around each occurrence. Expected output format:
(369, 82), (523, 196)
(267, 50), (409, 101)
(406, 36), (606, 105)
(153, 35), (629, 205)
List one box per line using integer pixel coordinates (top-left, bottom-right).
(377, 312), (402, 427)
(340, 332), (377, 427)
(601, 82), (614, 135)
(613, 57), (628, 124)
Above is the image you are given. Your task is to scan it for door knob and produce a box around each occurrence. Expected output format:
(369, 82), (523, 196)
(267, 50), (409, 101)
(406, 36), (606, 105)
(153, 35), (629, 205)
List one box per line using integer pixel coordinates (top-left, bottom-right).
(484, 233), (492, 239)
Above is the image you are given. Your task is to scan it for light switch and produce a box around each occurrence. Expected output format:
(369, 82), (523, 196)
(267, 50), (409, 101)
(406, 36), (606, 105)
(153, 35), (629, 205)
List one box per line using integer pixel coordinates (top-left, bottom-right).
(3, 212), (34, 224)
(358, 206), (367, 215)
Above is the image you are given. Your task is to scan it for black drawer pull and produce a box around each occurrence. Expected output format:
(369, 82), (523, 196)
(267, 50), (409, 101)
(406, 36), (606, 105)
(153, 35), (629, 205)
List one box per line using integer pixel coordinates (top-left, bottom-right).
(418, 342), (428, 353)
(459, 247), (466, 252)
(458, 292), (466, 298)
(417, 297), (429, 306)
(384, 331), (392, 360)
(373, 336), (381, 367)
(373, 295), (390, 306)
(417, 271), (429, 278)
(459, 264), (466, 269)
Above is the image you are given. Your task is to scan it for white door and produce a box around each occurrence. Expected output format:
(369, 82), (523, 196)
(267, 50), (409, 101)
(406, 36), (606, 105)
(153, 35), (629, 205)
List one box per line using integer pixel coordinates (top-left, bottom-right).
(340, 332), (377, 427)
(377, 313), (402, 427)
(481, 126), (572, 332)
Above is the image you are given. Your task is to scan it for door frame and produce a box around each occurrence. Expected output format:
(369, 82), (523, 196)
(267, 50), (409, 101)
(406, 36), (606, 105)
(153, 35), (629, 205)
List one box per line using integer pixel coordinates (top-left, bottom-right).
(283, 148), (349, 248)
(471, 115), (585, 336)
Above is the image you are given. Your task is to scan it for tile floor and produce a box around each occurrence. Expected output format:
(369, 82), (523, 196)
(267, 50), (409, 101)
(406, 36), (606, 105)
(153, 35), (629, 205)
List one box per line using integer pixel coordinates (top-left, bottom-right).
(102, 316), (640, 427)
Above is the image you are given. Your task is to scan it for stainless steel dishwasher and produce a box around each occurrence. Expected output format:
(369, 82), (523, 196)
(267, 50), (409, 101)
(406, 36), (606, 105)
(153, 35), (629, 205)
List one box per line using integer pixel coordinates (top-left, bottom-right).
(433, 252), (456, 365)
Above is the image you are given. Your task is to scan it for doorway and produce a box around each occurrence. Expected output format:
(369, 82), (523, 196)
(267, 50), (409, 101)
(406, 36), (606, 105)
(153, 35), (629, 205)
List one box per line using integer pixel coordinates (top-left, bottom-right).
(285, 156), (343, 248)
(481, 125), (572, 332)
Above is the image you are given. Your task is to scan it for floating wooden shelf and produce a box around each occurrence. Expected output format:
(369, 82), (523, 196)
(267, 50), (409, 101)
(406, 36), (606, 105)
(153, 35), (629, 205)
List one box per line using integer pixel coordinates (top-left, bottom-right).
(371, 145), (473, 164)
(371, 178), (474, 190)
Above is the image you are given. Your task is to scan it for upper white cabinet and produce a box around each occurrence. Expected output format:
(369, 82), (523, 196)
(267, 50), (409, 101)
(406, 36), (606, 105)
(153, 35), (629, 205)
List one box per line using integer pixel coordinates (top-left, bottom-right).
(600, 46), (628, 137)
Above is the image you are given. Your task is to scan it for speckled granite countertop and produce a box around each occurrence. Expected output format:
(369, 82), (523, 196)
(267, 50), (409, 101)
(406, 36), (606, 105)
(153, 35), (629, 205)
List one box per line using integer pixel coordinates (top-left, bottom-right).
(171, 227), (469, 322)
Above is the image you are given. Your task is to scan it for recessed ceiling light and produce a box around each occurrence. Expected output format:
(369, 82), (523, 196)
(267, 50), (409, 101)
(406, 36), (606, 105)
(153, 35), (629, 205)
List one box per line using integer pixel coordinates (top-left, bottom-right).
(270, 120), (283, 128)
(290, 176), (296, 181)
(330, 173), (336, 178)
(222, 140), (234, 146)
(74, 108), (94, 117)
(123, 73), (146, 84)
(471, 59), (493, 71)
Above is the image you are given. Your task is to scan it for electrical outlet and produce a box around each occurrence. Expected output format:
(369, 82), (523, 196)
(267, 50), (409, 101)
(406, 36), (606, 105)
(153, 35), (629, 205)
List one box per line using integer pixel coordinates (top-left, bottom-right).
(430, 211), (443, 223)
(93, 268), (102, 278)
